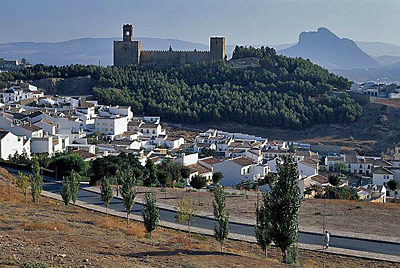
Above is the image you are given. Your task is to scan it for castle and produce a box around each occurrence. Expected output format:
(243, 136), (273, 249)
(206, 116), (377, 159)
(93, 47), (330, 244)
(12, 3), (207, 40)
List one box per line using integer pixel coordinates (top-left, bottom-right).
(113, 24), (225, 67)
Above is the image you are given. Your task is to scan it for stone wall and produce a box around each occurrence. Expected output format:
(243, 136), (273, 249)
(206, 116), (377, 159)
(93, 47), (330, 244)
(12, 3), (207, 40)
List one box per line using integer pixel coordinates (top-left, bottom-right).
(140, 50), (211, 66)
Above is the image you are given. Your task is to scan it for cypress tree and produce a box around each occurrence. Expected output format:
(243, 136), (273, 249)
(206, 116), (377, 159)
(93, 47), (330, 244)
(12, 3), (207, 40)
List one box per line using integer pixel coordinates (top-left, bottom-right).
(213, 187), (230, 251)
(267, 155), (300, 263)
(142, 192), (160, 238)
(100, 177), (113, 216)
(120, 167), (137, 227)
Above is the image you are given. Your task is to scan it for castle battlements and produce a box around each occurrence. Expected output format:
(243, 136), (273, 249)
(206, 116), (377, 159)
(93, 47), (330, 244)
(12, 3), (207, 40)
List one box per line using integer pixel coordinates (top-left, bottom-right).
(114, 24), (225, 67)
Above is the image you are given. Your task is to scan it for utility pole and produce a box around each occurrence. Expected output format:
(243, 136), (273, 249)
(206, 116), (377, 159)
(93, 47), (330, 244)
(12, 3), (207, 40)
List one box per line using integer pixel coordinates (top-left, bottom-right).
(322, 188), (326, 268)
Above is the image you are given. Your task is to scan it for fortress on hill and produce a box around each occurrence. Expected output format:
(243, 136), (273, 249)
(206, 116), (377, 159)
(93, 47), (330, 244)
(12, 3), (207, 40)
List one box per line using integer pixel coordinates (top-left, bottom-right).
(113, 24), (226, 67)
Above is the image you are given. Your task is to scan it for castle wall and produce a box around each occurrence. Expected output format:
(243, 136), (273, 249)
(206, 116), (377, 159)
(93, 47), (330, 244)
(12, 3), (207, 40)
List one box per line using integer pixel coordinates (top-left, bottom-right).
(140, 50), (212, 66)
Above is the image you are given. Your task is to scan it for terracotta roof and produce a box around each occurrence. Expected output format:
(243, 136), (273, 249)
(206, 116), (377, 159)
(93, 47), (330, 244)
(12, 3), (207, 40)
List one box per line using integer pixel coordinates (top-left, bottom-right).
(199, 157), (221, 166)
(230, 157), (254, 166)
(300, 157), (319, 169)
(128, 121), (143, 127)
(187, 163), (212, 175)
(310, 174), (329, 185)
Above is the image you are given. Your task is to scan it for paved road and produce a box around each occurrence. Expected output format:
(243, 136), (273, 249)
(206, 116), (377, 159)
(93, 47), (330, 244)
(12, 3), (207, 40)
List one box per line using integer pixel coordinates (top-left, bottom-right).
(5, 167), (400, 257)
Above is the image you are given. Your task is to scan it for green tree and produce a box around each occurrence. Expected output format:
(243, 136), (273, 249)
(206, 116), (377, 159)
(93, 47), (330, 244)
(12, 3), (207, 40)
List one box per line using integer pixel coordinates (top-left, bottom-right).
(267, 155), (301, 263)
(17, 171), (30, 203)
(175, 198), (197, 248)
(328, 174), (341, 187)
(100, 177), (113, 216)
(333, 162), (349, 175)
(70, 171), (80, 205)
(30, 158), (43, 205)
(49, 153), (88, 178)
(387, 179), (399, 192)
(61, 176), (72, 206)
(190, 175), (207, 190)
(120, 167), (137, 227)
(212, 172), (223, 185)
(142, 192), (160, 238)
(213, 187), (230, 251)
(157, 170), (171, 188)
(144, 159), (158, 187)
(180, 166), (191, 182)
(255, 192), (272, 257)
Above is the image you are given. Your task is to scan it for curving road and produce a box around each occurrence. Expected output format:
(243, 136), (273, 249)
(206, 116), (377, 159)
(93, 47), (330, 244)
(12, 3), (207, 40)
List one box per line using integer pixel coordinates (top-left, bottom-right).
(5, 167), (400, 257)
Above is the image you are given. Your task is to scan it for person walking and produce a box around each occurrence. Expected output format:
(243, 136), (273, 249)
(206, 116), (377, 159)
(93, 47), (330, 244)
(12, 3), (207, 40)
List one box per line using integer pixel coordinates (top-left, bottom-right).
(323, 230), (330, 249)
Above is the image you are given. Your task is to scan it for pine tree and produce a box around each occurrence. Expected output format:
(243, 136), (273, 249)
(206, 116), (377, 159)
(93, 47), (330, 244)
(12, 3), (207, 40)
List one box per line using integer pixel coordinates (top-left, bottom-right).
(267, 155), (301, 263)
(142, 192), (160, 238)
(30, 158), (43, 205)
(100, 177), (113, 216)
(120, 167), (137, 227)
(213, 187), (230, 251)
(17, 172), (30, 203)
(255, 192), (272, 257)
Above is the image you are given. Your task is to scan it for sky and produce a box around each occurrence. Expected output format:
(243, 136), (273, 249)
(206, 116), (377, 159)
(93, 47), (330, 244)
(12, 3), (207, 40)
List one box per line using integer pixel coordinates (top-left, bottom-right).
(1, 0), (400, 46)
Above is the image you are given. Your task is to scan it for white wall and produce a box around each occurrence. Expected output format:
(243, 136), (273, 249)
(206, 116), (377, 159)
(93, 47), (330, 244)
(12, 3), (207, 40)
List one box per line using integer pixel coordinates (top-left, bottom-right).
(0, 132), (26, 159)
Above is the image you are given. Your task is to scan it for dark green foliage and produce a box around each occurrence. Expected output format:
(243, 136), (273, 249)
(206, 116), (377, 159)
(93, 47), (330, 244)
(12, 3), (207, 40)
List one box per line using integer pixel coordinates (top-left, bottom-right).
(8, 150), (30, 166)
(0, 46), (362, 129)
(89, 153), (143, 185)
(61, 176), (72, 206)
(144, 159), (158, 187)
(30, 158), (43, 204)
(387, 179), (399, 191)
(158, 159), (183, 185)
(201, 148), (216, 157)
(190, 175), (207, 190)
(157, 170), (171, 188)
(213, 187), (230, 250)
(120, 166), (137, 226)
(255, 192), (272, 257)
(100, 177), (113, 215)
(180, 166), (191, 180)
(212, 172), (223, 185)
(328, 174), (341, 186)
(328, 187), (359, 200)
(142, 192), (160, 238)
(333, 162), (349, 175)
(267, 155), (301, 263)
(49, 153), (88, 178)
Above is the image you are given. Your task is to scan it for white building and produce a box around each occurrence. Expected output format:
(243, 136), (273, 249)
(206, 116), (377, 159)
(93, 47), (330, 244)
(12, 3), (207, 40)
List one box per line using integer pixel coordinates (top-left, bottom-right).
(95, 116), (128, 137)
(0, 131), (29, 160)
(372, 167), (394, 186)
(213, 157), (257, 186)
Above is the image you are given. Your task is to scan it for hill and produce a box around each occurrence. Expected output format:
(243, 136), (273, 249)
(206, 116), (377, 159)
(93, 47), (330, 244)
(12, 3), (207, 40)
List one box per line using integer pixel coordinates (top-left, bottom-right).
(0, 46), (362, 129)
(0, 37), (209, 66)
(279, 27), (380, 70)
(356, 41), (400, 58)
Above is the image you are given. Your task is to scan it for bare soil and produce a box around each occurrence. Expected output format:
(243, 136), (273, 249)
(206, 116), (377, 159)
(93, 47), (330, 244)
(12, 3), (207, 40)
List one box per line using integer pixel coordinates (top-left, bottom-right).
(136, 186), (400, 238)
(0, 169), (398, 268)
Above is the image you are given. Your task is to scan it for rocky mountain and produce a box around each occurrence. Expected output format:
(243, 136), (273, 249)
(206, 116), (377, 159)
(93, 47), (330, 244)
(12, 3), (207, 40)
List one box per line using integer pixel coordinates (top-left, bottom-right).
(0, 37), (209, 66)
(278, 27), (380, 70)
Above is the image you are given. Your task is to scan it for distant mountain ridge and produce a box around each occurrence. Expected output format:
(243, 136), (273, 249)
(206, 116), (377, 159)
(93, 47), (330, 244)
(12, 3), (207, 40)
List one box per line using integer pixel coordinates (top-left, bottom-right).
(278, 27), (380, 70)
(0, 37), (209, 66)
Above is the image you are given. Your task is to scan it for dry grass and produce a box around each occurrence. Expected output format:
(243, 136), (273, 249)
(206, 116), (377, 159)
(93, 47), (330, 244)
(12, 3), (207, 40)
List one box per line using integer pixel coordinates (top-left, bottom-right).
(21, 220), (66, 232)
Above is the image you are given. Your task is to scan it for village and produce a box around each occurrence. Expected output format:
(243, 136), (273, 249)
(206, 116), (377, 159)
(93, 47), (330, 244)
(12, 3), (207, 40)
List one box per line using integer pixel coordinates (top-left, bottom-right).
(0, 81), (399, 204)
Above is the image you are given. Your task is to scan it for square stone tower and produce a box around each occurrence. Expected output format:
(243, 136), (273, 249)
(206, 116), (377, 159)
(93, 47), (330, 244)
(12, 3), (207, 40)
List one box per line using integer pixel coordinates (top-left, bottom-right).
(209, 37), (226, 61)
(114, 24), (141, 66)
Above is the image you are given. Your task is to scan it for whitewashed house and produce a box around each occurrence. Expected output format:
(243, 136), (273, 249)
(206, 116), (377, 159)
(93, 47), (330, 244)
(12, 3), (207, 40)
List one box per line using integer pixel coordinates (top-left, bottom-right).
(213, 157), (257, 186)
(372, 167), (394, 186)
(0, 131), (29, 159)
(11, 124), (43, 138)
(95, 116), (128, 137)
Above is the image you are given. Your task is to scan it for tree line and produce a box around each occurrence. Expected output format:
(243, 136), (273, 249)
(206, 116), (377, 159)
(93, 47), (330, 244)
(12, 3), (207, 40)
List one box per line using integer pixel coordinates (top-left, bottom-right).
(0, 46), (362, 129)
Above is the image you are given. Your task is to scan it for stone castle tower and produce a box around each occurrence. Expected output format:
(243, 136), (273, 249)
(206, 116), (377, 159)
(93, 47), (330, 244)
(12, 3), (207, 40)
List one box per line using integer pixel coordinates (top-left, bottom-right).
(113, 24), (225, 67)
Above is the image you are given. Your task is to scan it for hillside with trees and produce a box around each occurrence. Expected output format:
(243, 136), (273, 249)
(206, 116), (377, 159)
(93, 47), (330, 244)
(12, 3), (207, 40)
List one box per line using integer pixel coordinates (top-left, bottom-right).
(0, 46), (362, 129)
